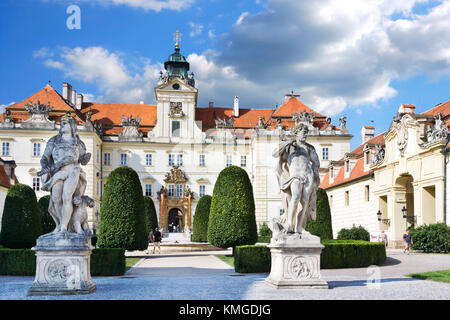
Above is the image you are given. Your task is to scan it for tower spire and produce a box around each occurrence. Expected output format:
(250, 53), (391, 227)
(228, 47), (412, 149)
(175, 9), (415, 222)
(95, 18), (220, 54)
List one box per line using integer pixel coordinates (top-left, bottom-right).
(173, 30), (182, 50)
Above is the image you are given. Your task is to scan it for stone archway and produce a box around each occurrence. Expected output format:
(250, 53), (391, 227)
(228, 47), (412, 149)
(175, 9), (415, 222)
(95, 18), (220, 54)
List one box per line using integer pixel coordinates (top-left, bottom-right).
(168, 208), (184, 233)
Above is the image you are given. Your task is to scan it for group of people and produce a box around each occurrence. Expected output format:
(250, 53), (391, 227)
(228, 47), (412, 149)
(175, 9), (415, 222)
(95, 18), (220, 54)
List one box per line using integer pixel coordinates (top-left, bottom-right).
(378, 229), (413, 254)
(145, 228), (162, 254)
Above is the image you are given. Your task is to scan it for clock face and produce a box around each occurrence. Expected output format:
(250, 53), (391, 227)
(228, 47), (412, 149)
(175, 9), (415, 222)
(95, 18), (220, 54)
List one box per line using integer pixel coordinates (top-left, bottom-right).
(172, 83), (180, 90)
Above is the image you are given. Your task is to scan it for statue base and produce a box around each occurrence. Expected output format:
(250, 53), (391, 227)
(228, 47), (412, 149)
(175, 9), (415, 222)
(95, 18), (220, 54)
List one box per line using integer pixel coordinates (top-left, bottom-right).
(27, 232), (96, 296)
(265, 233), (328, 289)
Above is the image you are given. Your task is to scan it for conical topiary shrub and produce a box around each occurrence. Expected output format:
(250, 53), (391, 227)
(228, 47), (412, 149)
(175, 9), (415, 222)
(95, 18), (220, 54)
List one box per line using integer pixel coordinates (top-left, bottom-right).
(97, 166), (148, 250)
(0, 184), (42, 249)
(38, 195), (56, 235)
(207, 166), (257, 252)
(305, 188), (333, 240)
(191, 195), (212, 242)
(143, 196), (158, 232)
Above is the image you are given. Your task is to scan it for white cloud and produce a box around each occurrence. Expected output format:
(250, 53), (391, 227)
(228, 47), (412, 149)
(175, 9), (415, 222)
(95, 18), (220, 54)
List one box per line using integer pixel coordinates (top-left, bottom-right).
(0, 102), (15, 114)
(235, 11), (248, 25)
(188, 22), (204, 37)
(43, 0), (195, 12)
(208, 29), (216, 40)
(43, 46), (162, 104)
(33, 47), (54, 59)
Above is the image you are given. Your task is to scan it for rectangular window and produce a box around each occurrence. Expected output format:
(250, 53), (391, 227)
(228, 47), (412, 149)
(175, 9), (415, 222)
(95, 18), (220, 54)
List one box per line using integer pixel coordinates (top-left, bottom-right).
(177, 154), (183, 167)
(172, 121), (180, 137)
(226, 155), (232, 167)
(199, 154), (205, 167)
(33, 143), (41, 157)
(2, 142), (10, 156)
(120, 153), (127, 166)
(199, 185), (206, 197)
(168, 154), (175, 166)
(240, 155), (247, 167)
(168, 184), (175, 197)
(32, 177), (40, 192)
(329, 195), (333, 208)
(322, 147), (329, 160)
(146, 154), (152, 166)
(365, 185), (370, 202)
(145, 184), (152, 197)
(96, 149), (100, 164)
(176, 184), (183, 197)
(96, 181), (100, 195)
(104, 153), (111, 166)
(345, 191), (349, 206)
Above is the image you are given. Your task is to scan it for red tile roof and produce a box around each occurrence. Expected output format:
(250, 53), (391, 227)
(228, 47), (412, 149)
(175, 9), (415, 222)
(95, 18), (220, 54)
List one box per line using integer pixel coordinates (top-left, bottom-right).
(272, 97), (325, 118)
(320, 132), (385, 189)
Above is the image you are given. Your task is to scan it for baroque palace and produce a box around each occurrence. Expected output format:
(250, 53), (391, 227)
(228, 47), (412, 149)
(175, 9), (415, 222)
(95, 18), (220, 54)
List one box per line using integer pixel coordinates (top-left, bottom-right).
(0, 42), (352, 233)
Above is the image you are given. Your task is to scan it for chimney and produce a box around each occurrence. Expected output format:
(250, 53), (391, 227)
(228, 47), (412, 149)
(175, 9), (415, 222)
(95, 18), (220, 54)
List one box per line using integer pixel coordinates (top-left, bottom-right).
(234, 96), (239, 117)
(209, 101), (214, 108)
(62, 82), (72, 101)
(76, 93), (83, 110)
(361, 125), (375, 144)
(398, 104), (415, 114)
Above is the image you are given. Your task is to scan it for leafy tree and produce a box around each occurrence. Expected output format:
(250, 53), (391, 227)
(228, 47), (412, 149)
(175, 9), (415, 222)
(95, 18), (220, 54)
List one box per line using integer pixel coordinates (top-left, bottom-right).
(97, 166), (148, 250)
(207, 166), (257, 253)
(305, 188), (333, 240)
(258, 222), (272, 237)
(410, 223), (449, 253)
(38, 195), (56, 235)
(0, 184), (42, 249)
(191, 195), (212, 242)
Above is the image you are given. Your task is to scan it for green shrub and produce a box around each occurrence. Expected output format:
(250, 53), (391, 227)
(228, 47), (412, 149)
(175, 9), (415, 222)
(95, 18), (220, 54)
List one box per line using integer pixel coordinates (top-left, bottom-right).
(410, 223), (449, 253)
(208, 166), (258, 251)
(192, 195), (212, 242)
(38, 195), (56, 235)
(257, 236), (271, 243)
(305, 188), (333, 240)
(143, 196), (158, 232)
(234, 245), (271, 273)
(337, 225), (370, 241)
(258, 222), (272, 237)
(97, 166), (148, 250)
(90, 248), (126, 276)
(0, 184), (42, 249)
(0, 248), (36, 275)
(321, 240), (386, 269)
(0, 248), (125, 276)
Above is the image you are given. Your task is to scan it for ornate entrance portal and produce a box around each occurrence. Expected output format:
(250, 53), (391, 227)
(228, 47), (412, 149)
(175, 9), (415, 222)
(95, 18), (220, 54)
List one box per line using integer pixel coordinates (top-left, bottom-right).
(157, 166), (194, 233)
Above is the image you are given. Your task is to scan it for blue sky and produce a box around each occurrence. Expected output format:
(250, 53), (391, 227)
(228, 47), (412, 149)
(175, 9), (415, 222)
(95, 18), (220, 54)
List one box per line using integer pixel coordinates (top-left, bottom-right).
(1, 0), (450, 150)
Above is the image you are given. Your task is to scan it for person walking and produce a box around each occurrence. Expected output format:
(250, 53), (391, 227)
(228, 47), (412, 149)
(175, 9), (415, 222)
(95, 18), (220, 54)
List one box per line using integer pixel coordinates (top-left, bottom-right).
(379, 230), (388, 248)
(153, 227), (162, 254)
(403, 228), (413, 254)
(146, 229), (154, 254)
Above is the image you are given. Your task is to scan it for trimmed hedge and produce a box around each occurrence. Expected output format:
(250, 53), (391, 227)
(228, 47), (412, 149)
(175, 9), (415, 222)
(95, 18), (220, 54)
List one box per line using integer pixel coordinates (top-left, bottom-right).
(0, 248), (36, 275)
(98, 166), (148, 250)
(143, 196), (158, 232)
(0, 184), (42, 249)
(234, 245), (271, 273)
(321, 240), (386, 269)
(231, 240), (386, 273)
(208, 166), (257, 250)
(410, 223), (449, 253)
(38, 195), (56, 235)
(90, 248), (126, 276)
(337, 225), (370, 241)
(305, 188), (333, 240)
(0, 248), (125, 276)
(191, 195), (212, 242)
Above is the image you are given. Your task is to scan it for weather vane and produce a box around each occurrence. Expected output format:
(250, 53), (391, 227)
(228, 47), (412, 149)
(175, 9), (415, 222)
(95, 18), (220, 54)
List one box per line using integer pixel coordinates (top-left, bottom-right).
(173, 30), (182, 49)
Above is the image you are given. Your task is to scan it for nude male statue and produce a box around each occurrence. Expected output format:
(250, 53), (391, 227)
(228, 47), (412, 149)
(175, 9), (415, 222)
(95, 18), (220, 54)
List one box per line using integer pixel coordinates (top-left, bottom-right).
(38, 115), (91, 235)
(272, 124), (320, 234)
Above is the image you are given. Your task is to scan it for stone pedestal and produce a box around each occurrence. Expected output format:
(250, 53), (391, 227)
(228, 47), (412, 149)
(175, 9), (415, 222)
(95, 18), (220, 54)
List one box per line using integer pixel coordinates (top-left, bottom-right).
(28, 233), (96, 296)
(265, 233), (328, 289)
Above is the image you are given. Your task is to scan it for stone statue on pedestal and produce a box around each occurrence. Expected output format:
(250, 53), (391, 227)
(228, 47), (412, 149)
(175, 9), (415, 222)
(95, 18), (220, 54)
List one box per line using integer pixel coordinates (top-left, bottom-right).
(271, 123), (320, 236)
(265, 123), (328, 289)
(28, 115), (96, 296)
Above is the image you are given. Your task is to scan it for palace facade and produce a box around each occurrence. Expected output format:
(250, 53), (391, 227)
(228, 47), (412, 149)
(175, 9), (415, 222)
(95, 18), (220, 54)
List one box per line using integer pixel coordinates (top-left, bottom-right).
(321, 102), (450, 247)
(0, 43), (352, 233)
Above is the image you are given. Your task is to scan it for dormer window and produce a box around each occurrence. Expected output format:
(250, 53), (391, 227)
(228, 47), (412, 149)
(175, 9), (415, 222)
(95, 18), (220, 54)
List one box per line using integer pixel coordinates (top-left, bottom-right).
(345, 160), (350, 173)
(172, 120), (180, 137)
(329, 167), (334, 179)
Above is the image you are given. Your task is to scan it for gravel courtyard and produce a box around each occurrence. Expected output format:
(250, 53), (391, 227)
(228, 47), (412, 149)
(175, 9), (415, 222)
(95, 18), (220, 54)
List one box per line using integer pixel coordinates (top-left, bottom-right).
(0, 249), (449, 300)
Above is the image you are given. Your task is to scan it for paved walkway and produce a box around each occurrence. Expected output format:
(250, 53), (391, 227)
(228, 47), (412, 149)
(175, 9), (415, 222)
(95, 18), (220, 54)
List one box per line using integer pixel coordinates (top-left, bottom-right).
(0, 249), (449, 300)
